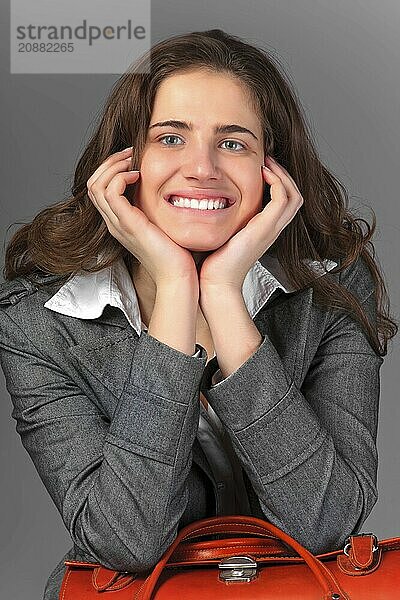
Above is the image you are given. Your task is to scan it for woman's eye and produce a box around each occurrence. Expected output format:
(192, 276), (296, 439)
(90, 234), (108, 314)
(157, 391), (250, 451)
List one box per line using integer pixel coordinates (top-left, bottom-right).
(220, 140), (245, 151)
(159, 135), (183, 146)
(157, 136), (246, 151)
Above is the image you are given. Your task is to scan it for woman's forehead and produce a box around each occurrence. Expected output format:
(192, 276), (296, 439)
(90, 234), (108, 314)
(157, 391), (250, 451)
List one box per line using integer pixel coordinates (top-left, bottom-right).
(150, 71), (263, 136)
(154, 69), (253, 105)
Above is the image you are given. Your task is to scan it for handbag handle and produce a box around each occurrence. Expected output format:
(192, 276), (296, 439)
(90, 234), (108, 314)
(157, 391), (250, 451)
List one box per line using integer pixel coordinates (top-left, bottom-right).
(136, 515), (350, 600)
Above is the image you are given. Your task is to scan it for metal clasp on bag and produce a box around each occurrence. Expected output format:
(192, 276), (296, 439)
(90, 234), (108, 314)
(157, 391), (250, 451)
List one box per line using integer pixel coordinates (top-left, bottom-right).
(218, 556), (258, 583)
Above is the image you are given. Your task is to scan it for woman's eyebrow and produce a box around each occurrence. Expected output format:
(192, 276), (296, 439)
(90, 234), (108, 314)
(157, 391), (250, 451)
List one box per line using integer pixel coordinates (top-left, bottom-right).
(149, 120), (258, 141)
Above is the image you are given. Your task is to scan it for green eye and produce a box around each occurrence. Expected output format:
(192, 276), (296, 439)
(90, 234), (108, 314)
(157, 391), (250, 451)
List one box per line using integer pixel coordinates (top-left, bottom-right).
(158, 135), (245, 150)
(221, 140), (245, 151)
(159, 135), (183, 145)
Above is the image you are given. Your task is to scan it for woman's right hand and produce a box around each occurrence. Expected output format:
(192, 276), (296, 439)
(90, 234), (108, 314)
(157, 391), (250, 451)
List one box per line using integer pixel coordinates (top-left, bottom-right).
(86, 148), (198, 287)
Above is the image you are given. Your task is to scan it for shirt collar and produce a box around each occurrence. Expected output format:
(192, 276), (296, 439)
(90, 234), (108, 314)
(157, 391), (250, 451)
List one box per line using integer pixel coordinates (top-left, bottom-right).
(44, 251), (338, 337)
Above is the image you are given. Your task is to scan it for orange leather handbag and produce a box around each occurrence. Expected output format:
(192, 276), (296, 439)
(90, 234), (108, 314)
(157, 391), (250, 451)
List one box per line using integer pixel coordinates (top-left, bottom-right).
(60, 515), (400, 599)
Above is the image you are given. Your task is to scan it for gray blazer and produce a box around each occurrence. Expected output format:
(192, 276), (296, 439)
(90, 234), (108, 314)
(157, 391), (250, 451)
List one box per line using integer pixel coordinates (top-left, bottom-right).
(0, 254), (383, 599)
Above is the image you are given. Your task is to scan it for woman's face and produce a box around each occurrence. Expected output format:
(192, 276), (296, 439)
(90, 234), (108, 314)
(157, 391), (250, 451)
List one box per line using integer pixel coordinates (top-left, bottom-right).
(134, 69), (266, 252)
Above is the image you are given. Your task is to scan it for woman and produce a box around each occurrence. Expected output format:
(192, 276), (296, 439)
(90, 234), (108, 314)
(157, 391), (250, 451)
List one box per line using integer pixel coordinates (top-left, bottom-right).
(0, 29), (397, 599)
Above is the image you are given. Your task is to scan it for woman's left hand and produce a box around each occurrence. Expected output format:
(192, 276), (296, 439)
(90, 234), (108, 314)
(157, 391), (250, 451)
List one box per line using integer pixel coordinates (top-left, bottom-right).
(199, 156), (304, 294)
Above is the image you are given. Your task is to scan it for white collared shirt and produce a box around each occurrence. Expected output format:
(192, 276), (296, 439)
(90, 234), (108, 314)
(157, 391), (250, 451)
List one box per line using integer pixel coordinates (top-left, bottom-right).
(44, 252), (337, 375)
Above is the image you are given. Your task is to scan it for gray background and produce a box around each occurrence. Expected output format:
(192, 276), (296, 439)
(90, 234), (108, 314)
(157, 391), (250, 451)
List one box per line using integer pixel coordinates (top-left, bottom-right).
(0, 1), (399, 598)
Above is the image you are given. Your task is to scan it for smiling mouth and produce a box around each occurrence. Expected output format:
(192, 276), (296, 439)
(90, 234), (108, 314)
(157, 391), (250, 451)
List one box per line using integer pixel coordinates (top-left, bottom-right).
(165, 195), (235, 211)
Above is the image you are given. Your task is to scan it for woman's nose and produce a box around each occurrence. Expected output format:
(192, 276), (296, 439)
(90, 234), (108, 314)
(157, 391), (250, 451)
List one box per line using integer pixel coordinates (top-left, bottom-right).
(180, 146), (220, 180)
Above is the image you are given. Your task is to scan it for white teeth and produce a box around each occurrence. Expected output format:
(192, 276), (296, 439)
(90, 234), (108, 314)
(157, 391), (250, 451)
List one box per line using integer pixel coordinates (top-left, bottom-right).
(169, 196), (229, 210)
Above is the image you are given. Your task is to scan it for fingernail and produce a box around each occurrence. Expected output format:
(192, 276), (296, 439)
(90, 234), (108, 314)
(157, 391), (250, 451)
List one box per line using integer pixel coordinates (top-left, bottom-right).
(262, 165), (272, 172)
(122, 146), (133, 151)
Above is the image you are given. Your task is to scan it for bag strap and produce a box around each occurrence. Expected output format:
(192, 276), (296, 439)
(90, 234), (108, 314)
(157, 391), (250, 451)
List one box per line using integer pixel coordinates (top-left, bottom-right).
(135, 515), (350, 600)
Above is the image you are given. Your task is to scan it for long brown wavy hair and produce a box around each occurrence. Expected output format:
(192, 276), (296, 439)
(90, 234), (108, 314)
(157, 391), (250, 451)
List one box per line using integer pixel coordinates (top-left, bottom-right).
(3, 28), (397, 356)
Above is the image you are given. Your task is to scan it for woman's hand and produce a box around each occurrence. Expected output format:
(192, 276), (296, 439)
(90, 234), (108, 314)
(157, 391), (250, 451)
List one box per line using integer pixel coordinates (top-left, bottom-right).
(198, 156), (304, 295)
(86, 148), (198, 287)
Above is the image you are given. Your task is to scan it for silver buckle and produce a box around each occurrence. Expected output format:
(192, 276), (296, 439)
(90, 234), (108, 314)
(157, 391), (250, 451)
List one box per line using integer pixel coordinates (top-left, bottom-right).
(218, 556), (258, 583)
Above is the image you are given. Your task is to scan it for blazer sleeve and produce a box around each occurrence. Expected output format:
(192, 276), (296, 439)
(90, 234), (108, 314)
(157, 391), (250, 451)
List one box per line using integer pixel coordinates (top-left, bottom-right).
(200, 255), (384, 554)
(0, 312), (207, 573)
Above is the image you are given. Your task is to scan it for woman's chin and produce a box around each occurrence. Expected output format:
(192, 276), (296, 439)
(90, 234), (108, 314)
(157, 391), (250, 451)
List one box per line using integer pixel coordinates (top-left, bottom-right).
(170, 235), (229, 253)
(181, 244), (223, 253)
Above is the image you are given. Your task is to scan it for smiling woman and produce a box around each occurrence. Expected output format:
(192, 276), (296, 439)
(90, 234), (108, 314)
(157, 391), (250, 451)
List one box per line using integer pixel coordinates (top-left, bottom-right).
(134, 70), (265, 254)
(135, 70), (265, 251)
(0, 28), (398, 600)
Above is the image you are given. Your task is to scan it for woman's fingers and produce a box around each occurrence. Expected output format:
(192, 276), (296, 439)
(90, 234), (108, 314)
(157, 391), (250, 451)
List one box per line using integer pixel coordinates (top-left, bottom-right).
(265, 155), (302, 197)
(103, 170), (141, 221)
(88, 156), (133, 202)
(87, 151), (139, 224)
(87, 148), (134, 218)
(86, 150), (142, 256)
(86, 154), (149, 257)
(87, 147), (133, 188)
(261, 159), (303, 234)
(88, 173), (141, 244)
(89, 160), (139, 218)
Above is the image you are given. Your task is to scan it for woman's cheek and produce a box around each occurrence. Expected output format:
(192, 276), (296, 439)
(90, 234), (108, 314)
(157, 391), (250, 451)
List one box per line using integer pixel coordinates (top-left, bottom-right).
(250, 178), (265, 210)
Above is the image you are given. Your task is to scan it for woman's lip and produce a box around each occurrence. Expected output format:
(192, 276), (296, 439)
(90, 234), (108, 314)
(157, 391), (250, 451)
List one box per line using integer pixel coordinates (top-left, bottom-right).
(164, 193), (236, 205)
(164, 196), (236, 214)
